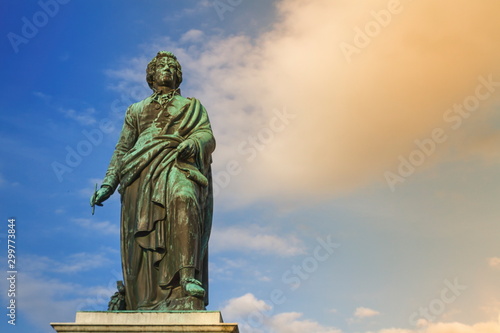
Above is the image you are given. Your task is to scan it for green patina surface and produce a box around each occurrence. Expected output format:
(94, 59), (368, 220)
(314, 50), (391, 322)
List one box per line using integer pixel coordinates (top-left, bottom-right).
(91, 51), (215, 311)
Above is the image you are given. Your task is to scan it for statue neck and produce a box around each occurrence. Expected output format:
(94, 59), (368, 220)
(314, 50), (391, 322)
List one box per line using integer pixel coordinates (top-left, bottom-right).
(154, 85), (177, 95)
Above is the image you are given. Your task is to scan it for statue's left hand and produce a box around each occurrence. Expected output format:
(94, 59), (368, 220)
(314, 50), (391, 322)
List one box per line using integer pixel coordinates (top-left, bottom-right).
(177, 139), (198, 160)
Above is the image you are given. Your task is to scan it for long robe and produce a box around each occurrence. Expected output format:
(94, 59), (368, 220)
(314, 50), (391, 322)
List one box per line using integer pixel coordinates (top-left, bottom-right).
(102, 92), (215, 310)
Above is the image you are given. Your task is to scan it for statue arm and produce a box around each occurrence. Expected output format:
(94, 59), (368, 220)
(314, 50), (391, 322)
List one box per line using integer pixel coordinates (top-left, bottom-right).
(178, 125), (215, 169)
(189, 104), (216, 168)
(189, 130), (215, 156)
(102, 105), (139, 193)
(177, 100), (215, 166)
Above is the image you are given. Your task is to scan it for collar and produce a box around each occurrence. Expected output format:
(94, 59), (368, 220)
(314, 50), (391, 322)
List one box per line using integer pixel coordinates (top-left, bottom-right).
(150, 89), (180, 109)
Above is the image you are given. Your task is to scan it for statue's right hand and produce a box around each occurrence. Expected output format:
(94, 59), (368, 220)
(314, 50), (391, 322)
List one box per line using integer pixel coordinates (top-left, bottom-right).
(90, 186), (113, 207)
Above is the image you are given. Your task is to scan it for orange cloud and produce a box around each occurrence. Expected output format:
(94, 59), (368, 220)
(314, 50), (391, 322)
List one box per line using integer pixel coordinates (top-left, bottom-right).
(128, 0), (500, 204)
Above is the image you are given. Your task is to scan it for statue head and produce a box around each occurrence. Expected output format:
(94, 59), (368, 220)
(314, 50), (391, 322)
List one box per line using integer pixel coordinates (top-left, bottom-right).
(146, 51), (183, 91)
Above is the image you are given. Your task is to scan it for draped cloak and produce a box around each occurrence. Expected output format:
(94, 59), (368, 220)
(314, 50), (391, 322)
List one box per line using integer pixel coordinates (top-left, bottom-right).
(102, 93), (215, 310)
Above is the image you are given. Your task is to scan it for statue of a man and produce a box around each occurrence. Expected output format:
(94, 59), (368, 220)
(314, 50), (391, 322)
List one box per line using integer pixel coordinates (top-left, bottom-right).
(90, 51), (215, 311)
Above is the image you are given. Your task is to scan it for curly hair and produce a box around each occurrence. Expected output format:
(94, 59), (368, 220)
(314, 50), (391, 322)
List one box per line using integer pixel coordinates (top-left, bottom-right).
(146, 51), (183, 90)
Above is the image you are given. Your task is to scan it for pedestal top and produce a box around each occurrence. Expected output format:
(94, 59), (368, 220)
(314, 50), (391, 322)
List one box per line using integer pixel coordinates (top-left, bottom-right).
(74, 311), (224, 325)
(51, 311), (239, 332)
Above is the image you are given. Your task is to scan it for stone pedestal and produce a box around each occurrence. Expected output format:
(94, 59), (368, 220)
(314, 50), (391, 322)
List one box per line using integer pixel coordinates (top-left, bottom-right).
(51, 311), (239, 333)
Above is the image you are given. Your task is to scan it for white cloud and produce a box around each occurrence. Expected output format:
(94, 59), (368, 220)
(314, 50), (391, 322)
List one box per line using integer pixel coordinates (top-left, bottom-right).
(221, 293), (271, 320)
(72, 218), (119, 236)
(0, 249), (122, 331)
(377, 329), (414, 333)
(59, 107), (97, 125)
(354, 307), (381, 319)
(105, 58), (148, 86)
(33, 91), (52, 104)
(0, 173), (18, 188)
(57, 252), (113, 273)
(22, 252), (113, 274)
(210, 257), (272, 284)
(256, 273), (272, 282)
(0, 270), (119, 333)
(210, 225), (305, 256)
(221, 293), (341, 333)
(55, 208), (65, 214)
(375, 321), (500, 333)
(8, 274), (83, 332)
(209, 257), (244, 281)
(163, 0), (212, 23)
(267, 312), (342, 333)
(180, 29), (205, 43)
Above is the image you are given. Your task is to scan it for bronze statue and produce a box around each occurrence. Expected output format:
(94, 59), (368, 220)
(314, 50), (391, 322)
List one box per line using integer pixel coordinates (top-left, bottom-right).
(90, 51), (215, 311)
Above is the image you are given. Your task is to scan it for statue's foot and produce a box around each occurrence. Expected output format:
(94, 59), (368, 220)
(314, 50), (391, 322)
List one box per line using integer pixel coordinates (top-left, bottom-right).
(180, 278), (205, 298)
(166, 295), (206, 310)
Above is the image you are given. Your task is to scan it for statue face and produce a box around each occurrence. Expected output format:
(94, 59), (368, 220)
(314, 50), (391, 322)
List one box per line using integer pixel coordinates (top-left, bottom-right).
(153, 57), (177, 89)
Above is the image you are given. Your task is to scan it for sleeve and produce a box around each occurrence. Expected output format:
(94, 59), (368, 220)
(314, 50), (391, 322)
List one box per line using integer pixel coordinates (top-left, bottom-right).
(187, 101), (216, 171)
(102, 104), (139, 192)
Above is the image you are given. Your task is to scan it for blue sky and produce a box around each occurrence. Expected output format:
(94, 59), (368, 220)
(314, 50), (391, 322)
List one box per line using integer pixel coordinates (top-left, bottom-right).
(1, 1), (500, 333)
